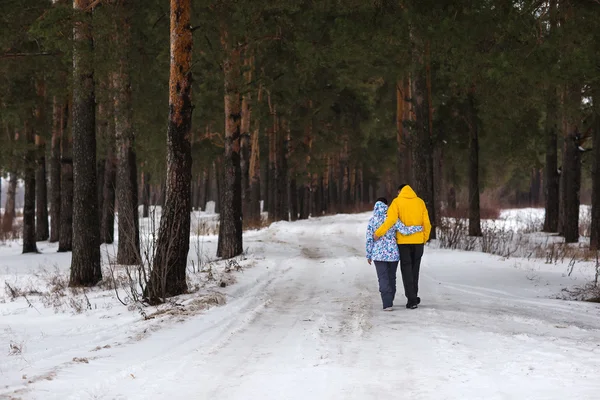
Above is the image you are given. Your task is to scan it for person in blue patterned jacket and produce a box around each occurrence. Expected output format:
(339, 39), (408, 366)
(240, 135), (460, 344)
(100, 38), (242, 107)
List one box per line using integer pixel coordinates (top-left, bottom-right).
(366, 198), (423, 311)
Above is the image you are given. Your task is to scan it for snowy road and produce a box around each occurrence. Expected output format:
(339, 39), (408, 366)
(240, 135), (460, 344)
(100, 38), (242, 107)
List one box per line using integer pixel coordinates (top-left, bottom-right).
(2, 213), (600, 399)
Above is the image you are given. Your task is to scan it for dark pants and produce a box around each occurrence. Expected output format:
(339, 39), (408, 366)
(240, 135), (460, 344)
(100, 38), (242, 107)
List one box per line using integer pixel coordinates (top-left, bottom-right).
(398, 244), (424, 305)
(374, 261), (398, 309)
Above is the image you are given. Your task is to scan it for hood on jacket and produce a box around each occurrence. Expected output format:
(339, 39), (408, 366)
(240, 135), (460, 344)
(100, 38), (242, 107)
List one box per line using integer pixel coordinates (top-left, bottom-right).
(372, 201), (388, 224)
(399, 185), (417, 199)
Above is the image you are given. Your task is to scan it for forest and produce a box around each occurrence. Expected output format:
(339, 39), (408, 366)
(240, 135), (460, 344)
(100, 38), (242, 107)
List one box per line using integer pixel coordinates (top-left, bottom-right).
(0, 0), (599, 302)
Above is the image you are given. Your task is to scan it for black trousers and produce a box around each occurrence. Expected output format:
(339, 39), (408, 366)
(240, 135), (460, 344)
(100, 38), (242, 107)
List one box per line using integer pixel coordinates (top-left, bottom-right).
(398, 244), (424, 304)
(373, 261), (398, 309)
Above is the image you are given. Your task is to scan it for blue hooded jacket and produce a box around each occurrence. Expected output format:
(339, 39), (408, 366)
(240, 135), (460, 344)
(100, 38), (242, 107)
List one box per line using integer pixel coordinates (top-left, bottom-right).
(365, 201), (424, 262)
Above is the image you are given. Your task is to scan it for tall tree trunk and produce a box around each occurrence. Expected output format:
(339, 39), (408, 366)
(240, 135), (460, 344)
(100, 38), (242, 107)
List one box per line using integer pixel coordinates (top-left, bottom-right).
(268, 97), (281, 220)
(290, 176), (298, 221)
(248, 111), (261, 221)
(147, 0), (193, 302)
(70, 0), (101, 286)
(2, 174), (18, 235)
(261, 157), (269, 213)
(590, 90), (600, 250)
(411, 68), (436, 239)
(142, 171), (150, 218)
(96, 97), (109, 226)
(397, 77), (413, 185)
(101, 146), (117, 244)
(215, 160), (222, 214)
(97, 159), (105, 223)
(35, 80), (49, 242)
(543, 1), (559, 232)
(217, 31), (243, 259)
(50, 100), (64, 243)
(278, 120), (289, 220)
(113, 5), (140, 265)
(23, 123), (38, 253)
(560, 83), (582, 243)
(543, 89), (560, 232)
(58, 102), (73, 252)
(467, 90), (482, 237)
(425, 53), (436, 238)
(3, 129), (20, 235)
(240, 55), (253, 224)
(35, 136), (49, 242)
(562, 129), (581, 243)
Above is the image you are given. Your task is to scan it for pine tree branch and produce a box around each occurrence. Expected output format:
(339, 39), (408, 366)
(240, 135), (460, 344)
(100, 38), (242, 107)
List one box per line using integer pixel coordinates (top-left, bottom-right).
(85, 0), (103, 11)
(0, 52), (57, 59)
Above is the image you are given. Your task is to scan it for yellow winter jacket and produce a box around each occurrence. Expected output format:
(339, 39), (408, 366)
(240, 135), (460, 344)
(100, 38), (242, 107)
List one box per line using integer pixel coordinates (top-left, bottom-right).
(375, 185), (431, 244)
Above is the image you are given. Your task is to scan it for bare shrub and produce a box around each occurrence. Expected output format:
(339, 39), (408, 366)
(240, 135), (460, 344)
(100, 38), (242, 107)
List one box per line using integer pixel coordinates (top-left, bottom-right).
(105, 205), (165, 307)
(437, 217), (594, 264)
(440, 207), (501, 220)
(8, 341), (23, 356)
(192, 217), (219, 236)
(224, 259), (243, 273)
(243, 216), (269, 232)
(3, 266), (97, 314)
(437, 218), (476, 251)
(36, 266), (68, 293)
(0, 220), (23, 242)
(4, 282), (21, 300)
(559, 282), (600, 302)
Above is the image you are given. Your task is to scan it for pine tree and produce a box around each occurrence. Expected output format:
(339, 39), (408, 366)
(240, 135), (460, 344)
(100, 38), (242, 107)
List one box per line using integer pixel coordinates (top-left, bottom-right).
(58, 102), (73, 253)
(70, 0), (101, 286)
(147, 0), (193, 302)
(217, 26), (243, 259)
(113, 0), (140, 265)
(23, 122), (38, 253)
(34, 79), (50, 242)
(49, 97), (63, 243)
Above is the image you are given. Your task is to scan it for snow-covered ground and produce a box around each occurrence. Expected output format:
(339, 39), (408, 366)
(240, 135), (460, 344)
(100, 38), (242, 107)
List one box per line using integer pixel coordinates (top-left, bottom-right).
(1, 211), (600, 399)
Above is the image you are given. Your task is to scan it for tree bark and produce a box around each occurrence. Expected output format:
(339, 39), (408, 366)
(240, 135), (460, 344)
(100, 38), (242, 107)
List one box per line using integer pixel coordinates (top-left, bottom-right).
(97, 158), (105, 224)
(142, 171), (150, 218)
(543, 1), (560, 232)
(562, 130), (581, 243)
(113, 4), (140, 265)
(147, 0), (193, 302)
(58, 103), (73, 252)
(411, 69), (437, 239)
(70, 0), (101, 286)
(543, 90), (560, 232)
(278, 120), (289, 219)
(248, 115), (261, 221)
(240, 55), (253, 224)
(101, 148), (117, 244)
(560, 84), (582, 244)
(35, 81), (49, 242)
(35, 136), (49, 242)
(268, 99), (278, 220)
(2, 173), (17, 235)
(590, 89), (600, 250)
(397, 77), (413, 186)
(467, 91), (482, 237)
(217, 30), (243, 259)
(23, 123), (38, 254)
(290, 177), (298, 221)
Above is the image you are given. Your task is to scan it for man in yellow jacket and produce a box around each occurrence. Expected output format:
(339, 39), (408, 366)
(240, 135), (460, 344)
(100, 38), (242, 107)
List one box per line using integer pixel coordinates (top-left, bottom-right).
(374, 184), (431, 309)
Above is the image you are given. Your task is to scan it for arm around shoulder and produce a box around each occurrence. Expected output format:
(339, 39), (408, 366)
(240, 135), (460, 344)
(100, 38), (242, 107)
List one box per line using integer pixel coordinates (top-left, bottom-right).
(374, 200), (399, 237)
(422, 201), (432, 242)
